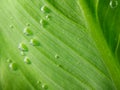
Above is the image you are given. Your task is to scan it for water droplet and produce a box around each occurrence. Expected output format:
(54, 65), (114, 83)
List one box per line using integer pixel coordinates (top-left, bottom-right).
(9, 63), (17, 70)
(23, 27), (33, 36)
(9, 25), (14, 29)
(42, 84), (48, 89)
(24, 57), (31, 64)
(30, 39), (40, 46)
(45, 15), (51, 20)
(110, 0), (118, 8)
(26, 23), (30, 26)
(7, 59), (12, 63)
(55, 54), (59, 59)
(37, 81), (41, 84)
(18, 43), (28, 52)
(40, 19), (47, 27)
(20, 51), (25, 56)
(57, 64), (62, 67)
(41, 5), (50, 13)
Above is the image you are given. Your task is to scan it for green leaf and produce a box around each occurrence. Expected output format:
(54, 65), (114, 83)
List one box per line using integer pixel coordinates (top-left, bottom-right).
(0, 0), (120, 90)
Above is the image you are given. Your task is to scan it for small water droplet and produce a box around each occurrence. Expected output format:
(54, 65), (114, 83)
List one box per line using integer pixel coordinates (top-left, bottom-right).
(37, 81), (41, 84)
(26, 23), (30, 26)
(30, 39), (40, 46)
(9, 25), (14, 29)
(55, 54), (59, 59)
(7, 59), (12, 63)
(9, 63), (17, 70)
(41, 5), (50, 13)
(24, 57), (31, 64)
(110, 0), (118, 8)
(57, 64), (62, 67)
(23, 27), (33, 36)
(40, 19), (47, 27)
(20, 51), (25, 56)
(45, 15), (51, 20)
(18, 43), (28, 52)
(42, 84), (48, 89)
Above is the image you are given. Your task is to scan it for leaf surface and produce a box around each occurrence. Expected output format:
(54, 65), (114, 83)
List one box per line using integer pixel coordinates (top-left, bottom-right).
(0, 0), (120, 90)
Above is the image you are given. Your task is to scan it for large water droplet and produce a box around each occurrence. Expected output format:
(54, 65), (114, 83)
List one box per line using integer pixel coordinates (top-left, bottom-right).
(30, 39), (40, 46)
(23, 27), (33, 36)
(41, 5), (50, 13)
(110, 0), (118, 8)
(24, 57), (31, 64)
(18, 43), (28, 51)
(9, 63), (17, 70)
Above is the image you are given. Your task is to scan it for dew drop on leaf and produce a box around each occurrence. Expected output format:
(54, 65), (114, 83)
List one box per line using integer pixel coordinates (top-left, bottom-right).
(41, 5), (50, 13)
(20, 51), (25, 56)
(42, 84), (48, 89)
(45, 14), (51, 20)
(9, 63), (17, 70)
(40, 19), (47, 27)
(23, 27), (33, 36)
(9, 25), (14, 29)
(37, 81), (41, 84)
(57, 64), (62, 67)
(36, 80), (42, 89)
(24, 57), (31, 64)
(30, 39), (40, 46)
(110, 0), (118, 8)
(7, 59), (12, 63)
(26, 23), (30, 26)
(55, 54), (59, 59)
(18, 43), (28, 52)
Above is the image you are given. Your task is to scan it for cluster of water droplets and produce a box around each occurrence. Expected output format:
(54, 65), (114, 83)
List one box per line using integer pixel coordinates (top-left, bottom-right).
(40, 5), (51, 27)
(36, 80), (48, 89)
(16, 23), (41, 67)
(7, 1), (119, 89)
(7, 5), (55, 89)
